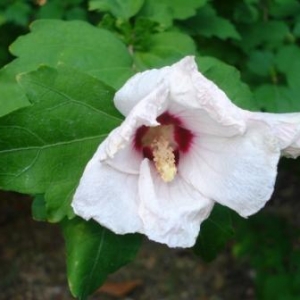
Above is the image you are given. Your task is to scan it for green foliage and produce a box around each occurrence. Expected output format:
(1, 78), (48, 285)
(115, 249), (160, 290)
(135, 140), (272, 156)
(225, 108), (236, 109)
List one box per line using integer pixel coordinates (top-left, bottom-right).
(138, 0), (207, 28)
(0, 19), (132, 117)
(0, 65), (122, 222)
(194, 204), (234, 262)
(1, 0), (300, 298)
(234, 213), (300, 300)
(134, 31), (196, 69)
(0, 0), (31, 27)
(37, 0), (87, 20)
(62, 217), (142, 299)
(182, 4), (241, 40)
(89, 0), (144, 19)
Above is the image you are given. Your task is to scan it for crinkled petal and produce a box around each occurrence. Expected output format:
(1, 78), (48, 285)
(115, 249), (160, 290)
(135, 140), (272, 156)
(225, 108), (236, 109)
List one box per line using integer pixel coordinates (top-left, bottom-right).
(114, 67), (171, 116)
(99, 82), (169, 162)
(167, 56), (247, 134)
(114, 56), (247, 136)
(138, 159), (214, 248)
(72, 153), (143, 233)
(179, 120), (281, 218)
(249, 112), (300, 158)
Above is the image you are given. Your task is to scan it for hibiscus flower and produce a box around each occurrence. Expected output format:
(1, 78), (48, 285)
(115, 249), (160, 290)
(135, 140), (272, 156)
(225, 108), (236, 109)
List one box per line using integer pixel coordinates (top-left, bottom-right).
(72, 56), (300, 248)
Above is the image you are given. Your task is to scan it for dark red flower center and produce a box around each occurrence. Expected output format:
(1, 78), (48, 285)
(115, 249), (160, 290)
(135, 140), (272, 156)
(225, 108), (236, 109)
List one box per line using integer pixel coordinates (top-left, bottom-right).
(134, 112), (194, 182)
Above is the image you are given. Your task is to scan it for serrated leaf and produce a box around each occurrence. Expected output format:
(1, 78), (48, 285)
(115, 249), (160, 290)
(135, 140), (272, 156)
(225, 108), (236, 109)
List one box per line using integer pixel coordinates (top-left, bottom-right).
(184, 5), (241, 40)
(0, 19), (133, 116)
(196, 56), (257, 111)
(134, 31), (196, 70)
(0, 65), (122, 222)
(61, 217), (142, 299)
(193, 204), (234, 262)
(89, 0), (144, 19)
(139, 0), (207, 28)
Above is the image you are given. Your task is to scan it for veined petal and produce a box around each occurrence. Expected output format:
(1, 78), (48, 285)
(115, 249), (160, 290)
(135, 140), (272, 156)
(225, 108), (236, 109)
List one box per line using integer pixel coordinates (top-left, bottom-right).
(248, 112), (300, 158)
(72, 155), (143, 234)
(138, 159), (214, 248)
(179, 121), (280, 218)
(114, 67), (171, 116)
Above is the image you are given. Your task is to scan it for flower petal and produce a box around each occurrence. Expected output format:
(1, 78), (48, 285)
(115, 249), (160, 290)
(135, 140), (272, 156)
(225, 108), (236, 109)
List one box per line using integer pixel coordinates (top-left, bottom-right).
(138, 159), (214, 248)
(168, 57), (247, 134)
(105, 141), (141, 175)
(114, 67), (171, 116)
(169, 103), (245, 138)
(249, 112), (300, 158)
(99, 82), (169, 162)
(179, 120), (280, 218)
(115, 56), (247, 138)
(72, 152), (143, 234)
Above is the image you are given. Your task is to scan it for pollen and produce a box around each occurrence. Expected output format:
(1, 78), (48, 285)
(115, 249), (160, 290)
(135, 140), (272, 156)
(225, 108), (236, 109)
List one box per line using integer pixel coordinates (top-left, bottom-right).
(151, 136), (177, 182)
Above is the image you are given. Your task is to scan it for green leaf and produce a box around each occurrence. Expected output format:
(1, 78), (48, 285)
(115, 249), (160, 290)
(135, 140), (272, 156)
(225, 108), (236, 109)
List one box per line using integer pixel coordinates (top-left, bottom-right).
(11, 20), (132, 84)
(0, 65), (122, 222)
(275, 45), (300, 89)
(183, 5), (241, 40)
(196, 56), (257, 111)
(193, 204), (234, 262)
(0, 67), (30, 117)
(247, 50), (275, 77)
(32, 194), (47, 221)
(4, 1), (31, 26)
(254, 84), (300, 113)
(37, 0), (87, 20)
(238, 21), (290, 52)
(139, 0), (207, 28)
(0, 19), (133, 116)
(159, 0), (207, 20)
(138, 2), (173, 28)
(62, 217), (142, 299)
(294, 20), (300, 37)
(89, 0), (144, 19)
(134, 31), (196, 70)
(36, 0), (64, 19)
(233, 2), (259, 24)
(269, 0), (300, 18)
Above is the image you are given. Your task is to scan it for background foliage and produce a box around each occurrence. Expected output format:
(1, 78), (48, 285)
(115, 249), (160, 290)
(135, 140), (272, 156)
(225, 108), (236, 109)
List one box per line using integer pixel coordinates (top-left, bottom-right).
(0, 0), (300, 299)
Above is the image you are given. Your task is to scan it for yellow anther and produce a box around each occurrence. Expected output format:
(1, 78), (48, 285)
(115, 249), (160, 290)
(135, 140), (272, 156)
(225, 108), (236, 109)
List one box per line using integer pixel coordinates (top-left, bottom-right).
(151, 136), (177, 182)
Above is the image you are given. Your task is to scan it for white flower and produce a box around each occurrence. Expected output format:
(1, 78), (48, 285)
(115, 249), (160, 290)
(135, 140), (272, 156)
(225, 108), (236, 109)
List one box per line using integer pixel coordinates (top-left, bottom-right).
(72, 56), (300, 248)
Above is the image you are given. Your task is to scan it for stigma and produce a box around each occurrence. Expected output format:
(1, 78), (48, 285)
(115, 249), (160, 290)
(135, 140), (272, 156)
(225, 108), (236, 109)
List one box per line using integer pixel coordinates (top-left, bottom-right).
(151, 136), (177, 182)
